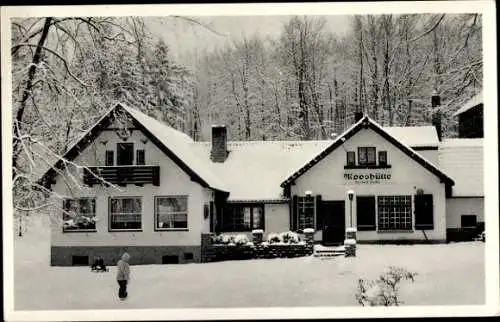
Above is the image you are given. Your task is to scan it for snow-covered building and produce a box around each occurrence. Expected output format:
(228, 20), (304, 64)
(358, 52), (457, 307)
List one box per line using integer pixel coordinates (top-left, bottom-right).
(40, 99), (484, 266)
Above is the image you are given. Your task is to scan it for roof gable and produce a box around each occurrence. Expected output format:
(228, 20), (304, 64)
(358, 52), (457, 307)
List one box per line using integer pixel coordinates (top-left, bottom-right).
(39, 103), (228, 193)
(453, 91), (483, 116)
(280, 116), (455, 192)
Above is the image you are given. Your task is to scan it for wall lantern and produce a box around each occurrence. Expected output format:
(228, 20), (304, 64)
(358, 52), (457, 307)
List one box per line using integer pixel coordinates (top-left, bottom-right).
(347, 189), (354, 201)
(305, 190), (313, 201)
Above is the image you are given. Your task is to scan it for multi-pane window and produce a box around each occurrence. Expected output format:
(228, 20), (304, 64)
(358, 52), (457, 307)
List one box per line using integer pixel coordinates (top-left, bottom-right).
(221, 204), (264, 231)
(63, 198), (96, 231)
(109, 197), (142, 230)
(136, 149), (145, 165)
(378, 151), (387, 166)
(297, 196), (315, 230)
(346, 151), (356, 166)
(155, 196), (188, 230)
(377, 196), (412, 230)
(358, 147), (376, 166)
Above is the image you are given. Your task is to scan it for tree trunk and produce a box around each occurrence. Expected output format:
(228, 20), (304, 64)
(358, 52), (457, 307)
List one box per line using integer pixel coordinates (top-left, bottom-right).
(13, 17), (52, 179)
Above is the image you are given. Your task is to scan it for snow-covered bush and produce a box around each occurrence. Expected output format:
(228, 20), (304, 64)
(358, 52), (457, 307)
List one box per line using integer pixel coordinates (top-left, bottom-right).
(303, 228), (315, 234)
(266, 233), (282, 244)
(280, 231), (300, 244)
(252, 229), (264, 234)
(356, 266), (417, 306)
(233, 234), (250, 246)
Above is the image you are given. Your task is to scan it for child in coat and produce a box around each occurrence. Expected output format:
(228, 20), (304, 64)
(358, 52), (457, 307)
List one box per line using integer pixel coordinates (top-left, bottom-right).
(116, 252), (130, 299)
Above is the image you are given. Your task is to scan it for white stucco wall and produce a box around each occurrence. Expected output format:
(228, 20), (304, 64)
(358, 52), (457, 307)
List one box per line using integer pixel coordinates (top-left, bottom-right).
(415, 149), (439, 166)
(446, 197), (484, 228)
(265, 203), (289, 233)
(291, 127), (447, 241)
(51, 122), (212, 247)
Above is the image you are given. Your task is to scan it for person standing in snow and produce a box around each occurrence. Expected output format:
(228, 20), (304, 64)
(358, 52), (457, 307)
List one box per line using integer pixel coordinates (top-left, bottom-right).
(116, 252), (130, 299)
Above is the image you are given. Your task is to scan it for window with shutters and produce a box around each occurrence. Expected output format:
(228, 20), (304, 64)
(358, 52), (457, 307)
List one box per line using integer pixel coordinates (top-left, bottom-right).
(356, 196), (376, 231)
(297, 196), (315, 230)
(377, 196), (412, 231)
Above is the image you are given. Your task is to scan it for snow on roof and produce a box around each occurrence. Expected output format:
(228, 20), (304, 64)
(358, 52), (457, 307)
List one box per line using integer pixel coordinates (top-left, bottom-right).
(384, 126), (439, 147)
(439, 139), (483, 197)
(190, 140), (331, 201)
(452, 91), (483, 117)
(120, 104), (228, 192)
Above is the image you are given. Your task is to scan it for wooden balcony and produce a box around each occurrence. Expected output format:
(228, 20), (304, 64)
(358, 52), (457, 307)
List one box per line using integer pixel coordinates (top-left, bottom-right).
(83, 165), (160, 187)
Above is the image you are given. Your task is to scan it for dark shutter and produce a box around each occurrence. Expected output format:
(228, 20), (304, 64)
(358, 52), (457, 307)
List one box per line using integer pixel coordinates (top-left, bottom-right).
(136, 149), (145, 165)
(315, 195), (323, 230)
(346, 152), (355, 166)
(379, 151), (387, 166)
(105, 150), (114, 166)
(209, 201), (215, 232)
(291, 195), (298, 231)
(356, 196), (376, 231)
(415, 194), (434, 230)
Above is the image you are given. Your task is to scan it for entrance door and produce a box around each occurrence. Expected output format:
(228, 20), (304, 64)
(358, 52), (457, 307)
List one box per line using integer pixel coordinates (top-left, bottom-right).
(320, 201), (345, 246)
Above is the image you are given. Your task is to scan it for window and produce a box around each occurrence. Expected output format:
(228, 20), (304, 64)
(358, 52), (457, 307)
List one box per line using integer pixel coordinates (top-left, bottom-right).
(358, 147), (376, 166)
(221, 204), (264, 231)
(378, 151), (387, 166)
(117, 143), (134, 165)
(109, 197), (142, 231)
(63, 198), (96, 232)
(297, 196), (315, 230)
(136, 149), (145, 165)
(461, 215), (477, 228)
(155, 196), (188, 230)
(105, 150), (114, 166)
(346, 151), (355, 166)
(377, 196), (412, 231)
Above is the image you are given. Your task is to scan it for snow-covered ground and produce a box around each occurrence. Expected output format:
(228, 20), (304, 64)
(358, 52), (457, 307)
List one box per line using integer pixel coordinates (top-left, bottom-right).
(13, 217), (485, 310)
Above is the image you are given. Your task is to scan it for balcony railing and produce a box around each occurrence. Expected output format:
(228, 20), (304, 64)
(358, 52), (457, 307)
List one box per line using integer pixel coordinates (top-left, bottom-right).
(83, 165), (160, 187)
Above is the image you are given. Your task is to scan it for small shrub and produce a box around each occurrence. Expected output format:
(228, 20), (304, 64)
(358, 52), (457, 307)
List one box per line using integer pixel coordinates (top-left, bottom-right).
(355, 266), (417, 306)
(267, 233), (282, 244)
(280, 231), (300, 244)
(233, 234), (249, 246)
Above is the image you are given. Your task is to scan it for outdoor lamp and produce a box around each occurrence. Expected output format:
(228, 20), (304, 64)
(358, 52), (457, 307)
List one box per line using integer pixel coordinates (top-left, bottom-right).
(347, 189), (354, 227)
(305, 190), (313, 201)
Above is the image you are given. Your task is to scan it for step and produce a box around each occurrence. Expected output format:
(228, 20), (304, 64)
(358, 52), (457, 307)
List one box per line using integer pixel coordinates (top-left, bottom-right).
(313, 252), (344, 257)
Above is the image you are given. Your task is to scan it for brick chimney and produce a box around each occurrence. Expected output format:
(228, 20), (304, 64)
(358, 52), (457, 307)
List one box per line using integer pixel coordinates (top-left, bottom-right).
(354, 111), (364, 123)
(431, 93), (442, 141)
(210, 125), (228, 163)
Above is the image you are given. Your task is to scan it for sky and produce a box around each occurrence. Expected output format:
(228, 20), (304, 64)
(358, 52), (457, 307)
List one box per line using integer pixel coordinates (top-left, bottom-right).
(146, 15), (352, 68)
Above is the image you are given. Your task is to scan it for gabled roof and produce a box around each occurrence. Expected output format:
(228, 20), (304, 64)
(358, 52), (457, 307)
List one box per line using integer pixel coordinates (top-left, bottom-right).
(39, 103), (228, 193)
(280, 115), (455, 191)
(453, 91), (483, 117)
(191, 141), (331, 201)
(439, 139), (483, 197)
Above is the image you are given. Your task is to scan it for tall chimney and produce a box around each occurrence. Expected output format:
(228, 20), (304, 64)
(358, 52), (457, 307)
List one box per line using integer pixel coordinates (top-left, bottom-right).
(210, 125), (228, 162)
(354, 111), (364, 123)
(431, 93), (442, 141)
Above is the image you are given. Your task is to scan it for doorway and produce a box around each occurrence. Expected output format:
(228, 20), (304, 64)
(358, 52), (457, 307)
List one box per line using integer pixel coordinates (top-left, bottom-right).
(320, 200), (345, 246)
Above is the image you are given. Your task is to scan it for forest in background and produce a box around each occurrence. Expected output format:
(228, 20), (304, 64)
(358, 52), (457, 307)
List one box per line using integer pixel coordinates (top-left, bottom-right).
(10, 14), (482, 213)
